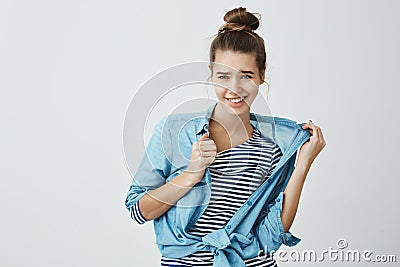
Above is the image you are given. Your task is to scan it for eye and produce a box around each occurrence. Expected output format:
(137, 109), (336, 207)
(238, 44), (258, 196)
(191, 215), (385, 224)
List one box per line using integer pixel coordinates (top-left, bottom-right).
(241, 74), (252, 79)
(217, 75), (229, 80)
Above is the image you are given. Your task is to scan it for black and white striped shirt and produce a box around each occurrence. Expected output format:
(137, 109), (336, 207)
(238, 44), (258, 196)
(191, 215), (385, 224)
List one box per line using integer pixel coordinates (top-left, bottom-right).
(132, 128), (283, 267)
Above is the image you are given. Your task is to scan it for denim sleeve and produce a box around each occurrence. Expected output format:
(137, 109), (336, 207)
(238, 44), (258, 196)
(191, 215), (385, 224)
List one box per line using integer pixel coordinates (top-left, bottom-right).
(124, 115), (172, 213)
(255, 191), (301, 254)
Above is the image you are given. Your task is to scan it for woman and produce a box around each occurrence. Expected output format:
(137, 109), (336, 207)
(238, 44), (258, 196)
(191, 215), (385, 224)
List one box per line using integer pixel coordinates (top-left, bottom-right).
(125, 7), (326, 267)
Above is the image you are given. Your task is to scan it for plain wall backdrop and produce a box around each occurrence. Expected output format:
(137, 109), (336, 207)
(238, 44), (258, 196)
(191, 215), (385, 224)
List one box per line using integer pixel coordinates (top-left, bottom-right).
(1, 0), (399, 266)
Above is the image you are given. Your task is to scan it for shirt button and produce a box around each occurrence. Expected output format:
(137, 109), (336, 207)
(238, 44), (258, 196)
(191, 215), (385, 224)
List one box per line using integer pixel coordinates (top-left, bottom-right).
(226, 225), (231, 229)
(276, 198), (281, 203)
(247, 201), (252, 206)
(205, 245), (210, 249)
(267, 179), (271, 183)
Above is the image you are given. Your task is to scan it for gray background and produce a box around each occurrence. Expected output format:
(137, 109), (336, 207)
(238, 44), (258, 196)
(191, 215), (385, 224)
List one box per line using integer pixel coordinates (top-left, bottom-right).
(1, 0), (399, 266)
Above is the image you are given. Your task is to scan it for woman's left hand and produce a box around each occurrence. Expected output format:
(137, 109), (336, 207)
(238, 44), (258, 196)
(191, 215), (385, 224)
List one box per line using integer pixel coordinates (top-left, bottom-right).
(297, 120), (326, 168)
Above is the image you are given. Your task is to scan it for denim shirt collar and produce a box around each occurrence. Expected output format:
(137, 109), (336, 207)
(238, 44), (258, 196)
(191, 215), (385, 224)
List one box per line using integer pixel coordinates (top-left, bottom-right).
(194, 102), (214, 135)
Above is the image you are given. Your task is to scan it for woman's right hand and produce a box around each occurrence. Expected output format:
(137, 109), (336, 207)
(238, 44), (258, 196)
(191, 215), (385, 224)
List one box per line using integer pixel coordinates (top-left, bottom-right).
(138, 133), (217, 220)
(185, 133), (217, 183)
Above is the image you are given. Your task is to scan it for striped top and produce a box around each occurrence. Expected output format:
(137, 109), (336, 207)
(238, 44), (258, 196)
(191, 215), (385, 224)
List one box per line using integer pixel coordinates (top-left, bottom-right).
(131, 128), (282, 267)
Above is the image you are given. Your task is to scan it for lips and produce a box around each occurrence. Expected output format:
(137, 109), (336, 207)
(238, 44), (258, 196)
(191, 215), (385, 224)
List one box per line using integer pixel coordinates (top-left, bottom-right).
(227, 98), (243, 103)
(225, 96), (247, 103)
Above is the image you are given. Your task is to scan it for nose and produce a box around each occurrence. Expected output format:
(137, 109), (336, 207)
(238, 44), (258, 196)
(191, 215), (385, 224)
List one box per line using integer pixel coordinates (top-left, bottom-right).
(228, 76), (242, 95)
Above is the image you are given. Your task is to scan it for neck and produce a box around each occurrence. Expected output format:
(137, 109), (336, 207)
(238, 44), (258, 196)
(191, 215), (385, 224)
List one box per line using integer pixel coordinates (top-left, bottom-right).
(210, 102), (252, 134)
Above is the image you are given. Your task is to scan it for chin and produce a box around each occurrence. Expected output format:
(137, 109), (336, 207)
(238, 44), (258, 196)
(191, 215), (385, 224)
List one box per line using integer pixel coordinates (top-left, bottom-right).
(218, 98), (251, 113)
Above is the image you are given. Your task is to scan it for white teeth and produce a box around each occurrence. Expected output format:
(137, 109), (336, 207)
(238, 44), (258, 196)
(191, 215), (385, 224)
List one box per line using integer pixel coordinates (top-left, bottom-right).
(227, 98), (243, 103)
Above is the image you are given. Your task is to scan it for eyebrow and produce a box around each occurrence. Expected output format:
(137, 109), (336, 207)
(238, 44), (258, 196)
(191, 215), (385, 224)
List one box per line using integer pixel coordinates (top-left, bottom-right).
(215, 70), (255, 75)
(240, 71), (255, 75)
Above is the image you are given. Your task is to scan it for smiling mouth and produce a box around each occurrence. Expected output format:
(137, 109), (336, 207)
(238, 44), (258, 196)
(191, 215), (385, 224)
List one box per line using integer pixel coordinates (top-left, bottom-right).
(225, 96), (247, 103)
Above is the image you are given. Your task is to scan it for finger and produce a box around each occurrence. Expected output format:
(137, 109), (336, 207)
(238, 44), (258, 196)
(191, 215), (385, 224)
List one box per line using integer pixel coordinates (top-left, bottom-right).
(199, 139), (215, 145)
(318, 127), (325, 143)
(309, 120), (322, 141)
(206, 156), (216, 165)
(210, 157), (216, 164)
(200, 151), (217, 157)
(307, 120), (318, 136)
(314, 125), (325, 144)
(199, 133), (209, 141)
(314, 126), (323, 142)
(200, 144), (217, 151)
(301, 122), (312, 129)
(301, 123), (314, 134)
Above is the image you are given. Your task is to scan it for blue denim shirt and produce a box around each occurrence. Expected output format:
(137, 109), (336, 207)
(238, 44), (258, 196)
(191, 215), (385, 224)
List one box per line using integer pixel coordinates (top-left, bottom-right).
(125, 102), (311, 266)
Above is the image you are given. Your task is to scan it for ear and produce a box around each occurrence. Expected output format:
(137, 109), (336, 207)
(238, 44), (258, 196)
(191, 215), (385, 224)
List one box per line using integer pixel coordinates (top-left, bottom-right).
(259, 67), (266, 85)
(208, 64), (214, 80)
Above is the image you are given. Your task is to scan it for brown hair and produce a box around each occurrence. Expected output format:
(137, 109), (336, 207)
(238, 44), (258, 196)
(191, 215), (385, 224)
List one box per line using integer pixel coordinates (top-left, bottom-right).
(209, 7), (267, 81)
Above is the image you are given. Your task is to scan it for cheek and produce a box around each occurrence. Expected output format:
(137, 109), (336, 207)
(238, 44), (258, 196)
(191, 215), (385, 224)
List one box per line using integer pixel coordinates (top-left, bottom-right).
(214, 86), (227, 96)
(243, 83), (259, 96)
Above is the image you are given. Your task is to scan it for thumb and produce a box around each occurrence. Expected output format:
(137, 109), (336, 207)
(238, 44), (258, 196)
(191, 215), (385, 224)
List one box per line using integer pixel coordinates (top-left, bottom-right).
(199, 133), (209, 141)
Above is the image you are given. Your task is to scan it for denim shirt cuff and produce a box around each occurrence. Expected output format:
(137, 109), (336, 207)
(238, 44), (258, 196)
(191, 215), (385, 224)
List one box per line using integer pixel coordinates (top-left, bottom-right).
(273, 191), (302, 247)
(125, 190), (147, 210)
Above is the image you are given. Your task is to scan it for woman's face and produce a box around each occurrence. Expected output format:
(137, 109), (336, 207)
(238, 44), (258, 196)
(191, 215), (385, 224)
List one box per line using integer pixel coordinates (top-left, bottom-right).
(210, 50), (265, 116)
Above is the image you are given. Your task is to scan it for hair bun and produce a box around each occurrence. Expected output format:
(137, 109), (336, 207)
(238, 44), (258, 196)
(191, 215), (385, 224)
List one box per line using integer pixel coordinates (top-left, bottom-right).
(219, 7), (260, 33)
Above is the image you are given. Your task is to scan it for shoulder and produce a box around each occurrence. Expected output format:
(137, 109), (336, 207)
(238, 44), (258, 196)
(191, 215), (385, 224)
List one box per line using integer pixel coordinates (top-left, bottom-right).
(154, 111), (206, 136)
(158, 111), (205, 126)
